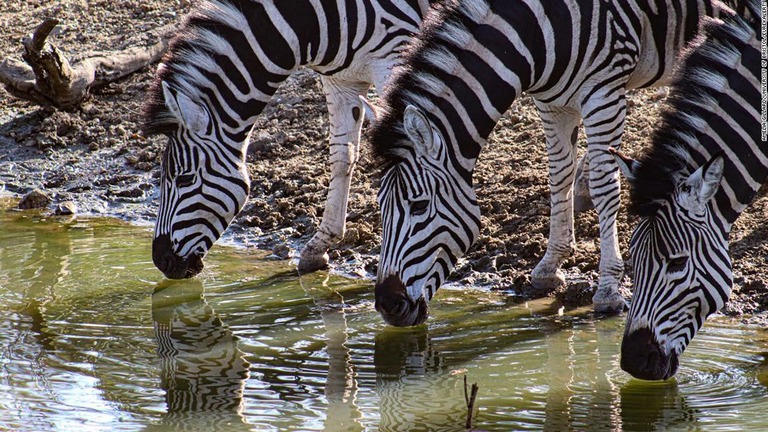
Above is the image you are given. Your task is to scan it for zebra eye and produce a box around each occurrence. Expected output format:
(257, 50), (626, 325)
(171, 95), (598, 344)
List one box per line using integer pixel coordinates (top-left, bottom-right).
(667, 255), (688, 272)
(175, 173), (196, 188)
(410, 200), (430, 216)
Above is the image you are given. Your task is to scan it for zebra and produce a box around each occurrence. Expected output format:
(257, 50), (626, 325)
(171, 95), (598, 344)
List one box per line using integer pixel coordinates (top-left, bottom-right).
(368, 0), (728, 326)
(610, 1), (762, 380)
(152, 281), (250, 422)
(142, 0), (439, 279)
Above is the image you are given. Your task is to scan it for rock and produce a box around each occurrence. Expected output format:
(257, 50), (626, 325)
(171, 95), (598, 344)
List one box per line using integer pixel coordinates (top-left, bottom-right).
(557, 280), (595, 307)
(650, 86), (669, 101)
(81, 103), (98, 115)
(341, 227), (360, 246)
(495, 254), (516, 270)
(271, 244), (291, 260)
(473, 255), (496, 272)
(18, 189), (50, 209)
(364, 257), (378, 274)
(54, 201), (77, 216)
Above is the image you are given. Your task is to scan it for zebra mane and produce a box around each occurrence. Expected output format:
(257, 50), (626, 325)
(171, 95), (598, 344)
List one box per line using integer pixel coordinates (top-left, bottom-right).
(142, 0), (247, 136)
(369, 0), (479, 172)
(626, 2), (759, 217)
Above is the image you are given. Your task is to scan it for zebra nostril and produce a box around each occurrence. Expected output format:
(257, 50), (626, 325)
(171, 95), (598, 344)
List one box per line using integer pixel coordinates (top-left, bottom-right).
(645, 348), (659, 368)
(394, 299), (409, 316)
(152, 235), (207, 279)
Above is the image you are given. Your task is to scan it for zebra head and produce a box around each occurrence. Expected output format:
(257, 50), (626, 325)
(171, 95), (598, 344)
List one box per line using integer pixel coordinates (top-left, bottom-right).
(152, 81), (250, 279)
(375, 105), (481, 327)
(615, 152), (731, 380)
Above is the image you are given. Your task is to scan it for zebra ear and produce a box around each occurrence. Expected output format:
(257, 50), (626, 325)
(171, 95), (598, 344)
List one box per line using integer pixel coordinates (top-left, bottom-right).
(608, 148), (640, 183)
(161, 81), (209, 134)
(683, 152), (725, 209)
(403, 105), (440, 159)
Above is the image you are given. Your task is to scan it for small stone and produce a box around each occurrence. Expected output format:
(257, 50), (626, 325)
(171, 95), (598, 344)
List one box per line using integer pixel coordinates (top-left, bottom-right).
(18, 189), (51, 210)
(341, 227), (360, 246)
(473, 255), (496, 272)
(650, 86), (669, 101)
(558, 280), (595, 307)
(54, 201), (77, 216)
(495, 254), (516, 270)
(271, 244), (291, 260)
(81, 103), (98, 115)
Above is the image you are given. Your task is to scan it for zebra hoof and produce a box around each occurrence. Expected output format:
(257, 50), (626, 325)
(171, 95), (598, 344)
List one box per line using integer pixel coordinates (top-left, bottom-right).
(530, 270), (566, 293)
(592, 294), (628, 315)
(298, 251), (330, 273)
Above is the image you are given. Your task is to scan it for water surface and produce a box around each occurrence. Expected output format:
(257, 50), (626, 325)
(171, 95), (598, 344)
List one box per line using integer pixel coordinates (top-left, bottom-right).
(1, 202), (767, 431)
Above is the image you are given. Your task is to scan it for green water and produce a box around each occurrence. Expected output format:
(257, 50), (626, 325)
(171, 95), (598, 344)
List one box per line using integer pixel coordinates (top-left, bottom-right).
(1, 202), (768, 432)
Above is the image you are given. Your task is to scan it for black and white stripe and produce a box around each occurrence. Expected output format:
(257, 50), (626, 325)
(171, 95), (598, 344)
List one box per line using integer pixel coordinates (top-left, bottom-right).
(143, 0), (438, 279)
(370, 0), (725, 326)
(152, 282), (250, 420)
(613, 0), (763, 380)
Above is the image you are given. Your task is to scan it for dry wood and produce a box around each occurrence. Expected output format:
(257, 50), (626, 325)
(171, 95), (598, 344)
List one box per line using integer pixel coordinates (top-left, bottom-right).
(0, 19), (175, 109)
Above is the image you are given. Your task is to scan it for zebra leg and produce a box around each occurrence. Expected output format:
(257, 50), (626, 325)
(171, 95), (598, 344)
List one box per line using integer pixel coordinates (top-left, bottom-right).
(298, 77), (370, 272)
(582, 96), (629, 314)
(530, 106), (581, 291)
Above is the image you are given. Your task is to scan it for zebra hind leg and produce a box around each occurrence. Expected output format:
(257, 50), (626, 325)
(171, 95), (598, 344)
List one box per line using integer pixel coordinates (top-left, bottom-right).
(530, 106), (581, 293)
(582, 92), (629, 314)
(586, 147), (628, 314)
(298, 78), (370, 272)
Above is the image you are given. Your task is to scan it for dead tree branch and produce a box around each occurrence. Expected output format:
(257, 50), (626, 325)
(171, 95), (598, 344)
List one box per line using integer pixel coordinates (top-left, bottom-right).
(464, 375), (480, 429)
(0, 19), (175, 109)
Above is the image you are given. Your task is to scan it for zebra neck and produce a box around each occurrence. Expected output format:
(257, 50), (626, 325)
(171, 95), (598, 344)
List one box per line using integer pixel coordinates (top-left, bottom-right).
(627, 3), (762, 232)
(403, 3), (554, 170)
(676, 12), (765, 230)
(673, 102), (766, 231)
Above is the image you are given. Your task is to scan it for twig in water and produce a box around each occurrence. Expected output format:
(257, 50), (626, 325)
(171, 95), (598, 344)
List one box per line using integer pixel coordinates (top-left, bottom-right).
(463, 375), (479, 429)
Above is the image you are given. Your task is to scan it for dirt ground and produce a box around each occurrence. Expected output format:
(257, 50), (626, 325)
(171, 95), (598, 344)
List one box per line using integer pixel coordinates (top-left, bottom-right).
(1, 1), (766, 318)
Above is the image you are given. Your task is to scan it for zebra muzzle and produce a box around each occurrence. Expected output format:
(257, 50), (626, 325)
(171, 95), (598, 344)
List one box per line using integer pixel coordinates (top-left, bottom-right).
(152, 234), (205, 279)
(374, 275), (429, 327)
(620, 327), (679, 380)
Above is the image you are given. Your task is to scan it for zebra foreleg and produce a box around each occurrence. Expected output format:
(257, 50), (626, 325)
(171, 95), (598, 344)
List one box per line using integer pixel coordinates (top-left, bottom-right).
(298, 78), (370, 272)
(582, 96), (629, 314)
(530, 106), (581, 292)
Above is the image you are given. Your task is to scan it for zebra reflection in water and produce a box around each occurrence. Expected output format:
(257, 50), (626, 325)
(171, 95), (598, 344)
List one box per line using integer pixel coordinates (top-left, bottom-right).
(151, 280), (250, 428)
(299, 274), (365, 430)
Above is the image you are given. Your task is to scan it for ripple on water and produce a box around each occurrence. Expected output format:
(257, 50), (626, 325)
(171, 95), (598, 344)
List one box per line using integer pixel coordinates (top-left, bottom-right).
(617, 322), (768, 431)
(2, 208), (768, 431)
